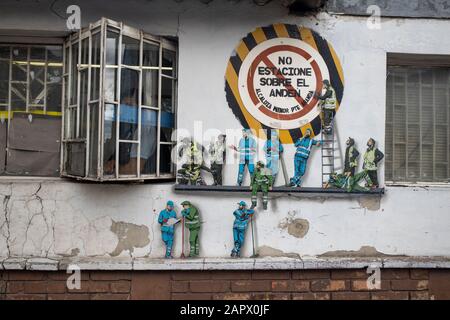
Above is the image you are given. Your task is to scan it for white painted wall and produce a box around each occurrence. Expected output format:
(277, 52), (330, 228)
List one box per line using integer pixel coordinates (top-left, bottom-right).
(0, 0), (449, 260)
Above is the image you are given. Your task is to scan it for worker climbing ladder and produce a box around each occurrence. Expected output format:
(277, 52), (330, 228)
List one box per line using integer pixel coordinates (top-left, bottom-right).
(321, 117), (344, 186)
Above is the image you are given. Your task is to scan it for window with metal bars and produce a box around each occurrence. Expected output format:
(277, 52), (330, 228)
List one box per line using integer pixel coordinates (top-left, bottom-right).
(386, 54), (450, 183)
(0, 44), (63, 176)
(62, 18), (177, 181)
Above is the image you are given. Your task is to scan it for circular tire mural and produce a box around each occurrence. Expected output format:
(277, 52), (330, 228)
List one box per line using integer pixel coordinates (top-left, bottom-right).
(225, 24), (344, 144)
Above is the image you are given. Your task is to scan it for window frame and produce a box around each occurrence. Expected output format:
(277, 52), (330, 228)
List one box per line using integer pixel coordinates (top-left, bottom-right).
(0, 41), (64, 178)
(385, 53), (450, 186)
(61, 18), (178, 181)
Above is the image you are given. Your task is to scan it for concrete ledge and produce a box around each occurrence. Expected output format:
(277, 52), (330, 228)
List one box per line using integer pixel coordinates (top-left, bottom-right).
(1, 256), (450, 271)
(174, 184), (384, 197)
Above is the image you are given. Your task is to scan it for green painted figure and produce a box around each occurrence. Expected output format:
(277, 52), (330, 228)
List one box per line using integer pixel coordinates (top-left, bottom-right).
(326, 171), (371, 192)
(344, 137), (359, 177)
(181, 201), (201, 257)
(363, 138), (384, 188)
(250, 161), (273, 210)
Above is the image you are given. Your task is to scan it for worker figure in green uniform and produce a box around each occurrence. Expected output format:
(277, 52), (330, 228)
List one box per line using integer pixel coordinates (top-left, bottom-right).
(363, 138), (384, 188)
(315, 79), (337, 134)
(326, 171), (371, 192)
(181, 200), (201, 257)
(250, 161), (273, 210)
(344, 137), (359, 177)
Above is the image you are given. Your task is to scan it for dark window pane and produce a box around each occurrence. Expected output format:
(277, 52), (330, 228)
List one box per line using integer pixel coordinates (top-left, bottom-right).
(0, 46), (10, 59)
(11, 83), (26, 111)
(159, 143), (173, 174)
(30, 47), (45, 61)
(70, 43), (78, 105)
(29, 65), (45, 105)
(0, 60), (10, 105)
(12, 62), (26, 82)
(91, 33), (101, 66)
(103, 103), (117, 175)
(47, 45), (62, 63)
(143, 42), (158, 66)
(121, 36), (139, 66)
(162, 49), (175, 76)
(142, 70), (158, 107)
(81, 38), (89, 65)
(89, 103), (99, 177)
(120, 68), (138, 106)
(161, 76), (174, 112)
(160, 111), (174, 142)
(141, 108), (157, 175)
(79, 69), (88, 138)
(119, 142), (137, 176)
(12, 47), (27, 61)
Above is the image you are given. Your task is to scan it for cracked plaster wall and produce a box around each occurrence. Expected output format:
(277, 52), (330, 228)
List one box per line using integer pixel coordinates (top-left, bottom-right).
(0, 1), (449, 261)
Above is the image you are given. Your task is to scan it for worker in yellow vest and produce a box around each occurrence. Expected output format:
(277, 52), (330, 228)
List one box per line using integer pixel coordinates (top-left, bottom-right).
(363, 138), (384, 188)
(315, 79), (337, 134)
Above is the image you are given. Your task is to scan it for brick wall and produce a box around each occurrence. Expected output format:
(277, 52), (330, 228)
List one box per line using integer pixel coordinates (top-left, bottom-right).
(0, 269), (449, 300)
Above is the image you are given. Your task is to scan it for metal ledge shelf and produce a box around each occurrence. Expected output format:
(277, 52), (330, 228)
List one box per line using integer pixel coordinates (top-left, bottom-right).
(174, 184), (384, 197)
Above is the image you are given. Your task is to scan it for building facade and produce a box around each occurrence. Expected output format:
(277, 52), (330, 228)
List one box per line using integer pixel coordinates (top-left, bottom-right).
(0, 0), (449, 300)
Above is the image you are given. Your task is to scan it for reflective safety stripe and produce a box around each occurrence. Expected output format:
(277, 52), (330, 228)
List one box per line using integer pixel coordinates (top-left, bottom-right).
(185, 220), (199, 224)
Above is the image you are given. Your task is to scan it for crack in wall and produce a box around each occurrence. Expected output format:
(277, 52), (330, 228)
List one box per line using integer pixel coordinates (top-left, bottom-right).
(0, 184), (12, 258)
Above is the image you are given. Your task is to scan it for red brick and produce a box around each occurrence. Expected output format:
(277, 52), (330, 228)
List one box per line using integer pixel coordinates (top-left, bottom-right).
(252, 271), (290, 280)
(331, 269), (368, 279)
(8, 271), (46, 281)
(91, 293), (130, 300)
(292, 292), (330, 300)
(90, 271), (131, 281)
(332, 292), (370, 300)
(410, 291), (430, 300)
(292, 270), (330, 280)
(271, 280), (309, 292)
(47, 281), (67, 294)
(190, 280), (230, 293)
(410, 269), (429, 280)
(131, 272), (171, 300)
(171, 281), (189, 293)
(213, 293), (252, 300)
(351, 279), (390, 291)
(371, 291), (409, 300)
(311, 279), (348, 292)
(67, 280), (90, 293)
(24, 281), (47, 294)
(172, 293), (212, 300)
(48, 293), (90, 300)
(6, 294), (46, 300)
(212, 271), (251, 280)
(231, 280), (271, 292)
(172, 271), (211, 281)
(48, 272), (89, 281)
(7, 281), (24, 293)
(429, 270), (450, 300)
(391, 280), (428, 291)
(251, 293), (290, 300)
(110, 280), (131, 293)
(381, 269), (409, 280)
(88, 281), (110, 293)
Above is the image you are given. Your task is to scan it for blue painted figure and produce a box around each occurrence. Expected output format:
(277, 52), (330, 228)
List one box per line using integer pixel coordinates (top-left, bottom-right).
(231, 201), (255, 258)
(290, 129), (321, 187)
(264, 130), (284, 185)
(158, 200), (177, 258)
(231, 129), (257, 186)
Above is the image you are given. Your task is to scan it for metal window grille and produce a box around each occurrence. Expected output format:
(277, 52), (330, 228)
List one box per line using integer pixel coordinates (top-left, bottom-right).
(61, 18), (177, 181)
(386, 65), (450, 183)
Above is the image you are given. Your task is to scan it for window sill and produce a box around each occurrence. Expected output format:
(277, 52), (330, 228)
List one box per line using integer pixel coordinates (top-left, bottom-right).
(386, 181), (450, 189)
(0, 176), (63, 183)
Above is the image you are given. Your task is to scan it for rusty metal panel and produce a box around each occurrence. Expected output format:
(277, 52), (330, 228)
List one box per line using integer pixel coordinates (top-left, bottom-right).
(0, 120), (6, 174)
(6, 149), (60, 176)
(8, 113), (61, 153)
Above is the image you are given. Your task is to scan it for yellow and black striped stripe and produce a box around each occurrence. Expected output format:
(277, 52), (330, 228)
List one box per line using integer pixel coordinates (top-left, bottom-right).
(225, 24), (344, 144)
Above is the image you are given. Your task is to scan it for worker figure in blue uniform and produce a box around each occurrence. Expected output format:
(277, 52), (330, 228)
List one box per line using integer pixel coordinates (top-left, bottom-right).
(231, 201), (255, 258)
(264, 130), (284, 186)
(231, 129), (257, 186)
(290, 128), (321, 187)
(158, 200), (177, 259)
